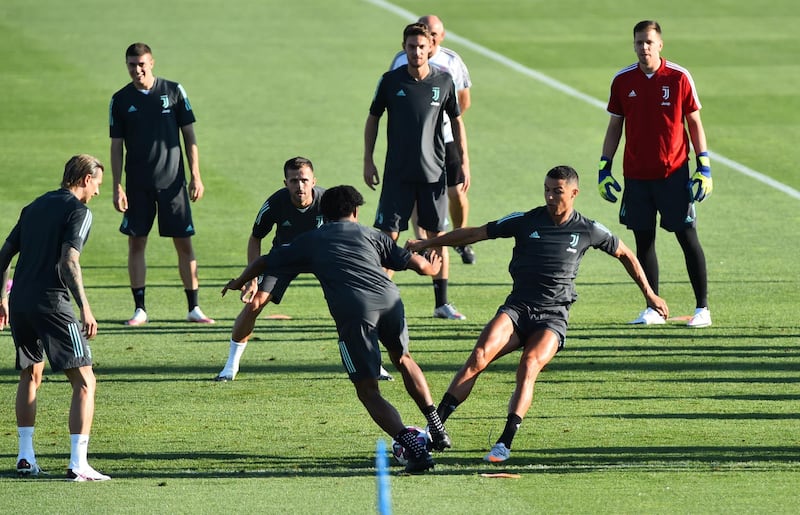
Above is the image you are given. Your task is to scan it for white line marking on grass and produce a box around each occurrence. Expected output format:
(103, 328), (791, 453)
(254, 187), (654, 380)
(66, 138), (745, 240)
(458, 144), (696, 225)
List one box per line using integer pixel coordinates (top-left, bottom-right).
(364, 0), (800, 201)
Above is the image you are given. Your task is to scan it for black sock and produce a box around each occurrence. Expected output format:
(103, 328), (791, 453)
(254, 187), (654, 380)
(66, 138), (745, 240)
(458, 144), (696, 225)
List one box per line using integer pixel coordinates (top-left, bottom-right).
(395, 427), (427, 459)
(132, 287), (146, 311)
(433, 279), (448, 307)
(185, 289), (199, 311)
(437, 392), (461, 423)
(497, 413), (523, 449)
(422, 405), (446, 438)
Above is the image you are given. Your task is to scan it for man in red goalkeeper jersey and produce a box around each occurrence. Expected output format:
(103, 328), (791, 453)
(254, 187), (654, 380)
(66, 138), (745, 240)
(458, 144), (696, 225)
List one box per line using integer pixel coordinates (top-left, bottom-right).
(598, 20), (713, 328)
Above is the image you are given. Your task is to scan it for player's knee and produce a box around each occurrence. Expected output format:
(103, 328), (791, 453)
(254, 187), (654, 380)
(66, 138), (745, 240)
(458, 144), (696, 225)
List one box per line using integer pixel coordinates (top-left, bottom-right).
(66, 366), (96, 394)
(354, 379), (381, 403)
(466, 348), (491, 373)
(249, 293), (272, 312)
(22, 365), (44, 389)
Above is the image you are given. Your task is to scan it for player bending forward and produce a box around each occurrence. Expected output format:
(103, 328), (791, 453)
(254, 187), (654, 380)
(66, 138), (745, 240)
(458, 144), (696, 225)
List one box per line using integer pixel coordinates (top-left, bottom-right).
(223, 185), (451, 473)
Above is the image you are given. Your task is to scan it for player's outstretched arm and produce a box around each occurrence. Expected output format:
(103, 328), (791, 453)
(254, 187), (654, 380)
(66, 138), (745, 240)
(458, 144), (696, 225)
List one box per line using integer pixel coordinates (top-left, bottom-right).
(222, 256), (268, 297)
(613, 240), (669, 318)
(406, 249), (442, 277)
(406, 225), (488, 253)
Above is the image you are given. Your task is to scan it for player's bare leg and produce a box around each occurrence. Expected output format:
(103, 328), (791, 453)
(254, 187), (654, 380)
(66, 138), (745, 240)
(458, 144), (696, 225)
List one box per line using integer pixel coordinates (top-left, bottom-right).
(174, 237), (213, 323)
(508, 330), (560, 420)
(16, 363), (44, 476)
(444, 313), (519, 407)
(388, 349), (451, 451)
(485, 330), (559, 463)
(449, 185), (475, 264)
(65, 366), (96, 435)
(423, 228), (464, 320)
(381, 230), (400, 279)
(125, 236), (149, 325)
(216, 291), (272, 381)
(63, 366), (110, 481)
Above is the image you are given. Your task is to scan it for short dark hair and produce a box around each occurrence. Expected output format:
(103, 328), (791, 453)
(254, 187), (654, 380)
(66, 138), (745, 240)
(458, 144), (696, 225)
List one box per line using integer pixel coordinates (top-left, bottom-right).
(633, 20), (661, 36)
(546, 165), (579, 185)
(283, 156), (314, 177)
(126, 42), (152, 58)
(62, 154), (104, 188)
(403, 22), (431, 43)
(320, 185), (364, 221)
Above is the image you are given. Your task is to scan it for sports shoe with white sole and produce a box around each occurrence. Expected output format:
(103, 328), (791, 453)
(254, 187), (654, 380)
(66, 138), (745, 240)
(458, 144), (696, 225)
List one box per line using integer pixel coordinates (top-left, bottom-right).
(433, 303), (466, 320)
(687, 307), (712, 328)
(214, 372), (235, 382)
(187, 306), (215, 324)
(125, 308), (148, 326)
(484, 442), (510, 463)
(378, 366), (394, 381)
(66, 465), (111, 482)
(629, 307), (665, 325)
(17, 458), (44, 477)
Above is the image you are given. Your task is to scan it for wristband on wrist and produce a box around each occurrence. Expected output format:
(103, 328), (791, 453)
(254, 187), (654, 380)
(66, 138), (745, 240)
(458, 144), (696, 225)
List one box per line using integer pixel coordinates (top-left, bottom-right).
(696, 151), (710, 169)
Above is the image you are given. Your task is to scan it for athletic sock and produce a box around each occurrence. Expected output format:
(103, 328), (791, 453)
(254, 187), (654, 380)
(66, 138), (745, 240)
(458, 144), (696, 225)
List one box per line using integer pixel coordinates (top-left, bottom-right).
(223, 339), (247, 374)
(433, 279), (448, 307)
(185, 288), (199, 311)
(132, 287), (146, 311)
(395, 427), (427, 459)
(17, 426), (35, 462)
(497, 413), (523, 449)
(437, 392), (461, 423)
(69, 434), (89, 470)
(422, 405), (446, 438)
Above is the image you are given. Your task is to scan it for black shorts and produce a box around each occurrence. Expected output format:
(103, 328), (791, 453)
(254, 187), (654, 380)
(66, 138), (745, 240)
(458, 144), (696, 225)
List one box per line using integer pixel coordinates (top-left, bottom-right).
(374, 175), (448, 233)
(120, 180), (195, 238)
(10, 310), (93, 372)
(497, 300), (568, 351)
(335, 302), (409, 382)
(256, 268), (303, 305)
(620, 163), (696, 232)
(444, 141), (465, 187)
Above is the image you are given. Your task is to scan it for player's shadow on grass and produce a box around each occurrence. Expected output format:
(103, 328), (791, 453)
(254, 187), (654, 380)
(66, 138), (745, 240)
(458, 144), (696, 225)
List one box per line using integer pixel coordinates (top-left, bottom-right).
(5, 444), (798, 479)
(0, 451), (392, 479)
(95, 322), (337, 340)
(429, 444), (800, 475)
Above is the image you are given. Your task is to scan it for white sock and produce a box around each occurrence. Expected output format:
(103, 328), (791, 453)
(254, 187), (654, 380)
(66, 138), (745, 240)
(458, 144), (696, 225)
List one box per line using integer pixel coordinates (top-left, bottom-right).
(221, 340), (247, 375)
(17, 426), (35, 462)
(69, 434), (89, 470)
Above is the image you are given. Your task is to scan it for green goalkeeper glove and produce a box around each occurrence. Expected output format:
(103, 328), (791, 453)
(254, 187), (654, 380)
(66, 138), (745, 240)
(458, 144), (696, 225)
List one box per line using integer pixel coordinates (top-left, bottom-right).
(597, 156), (621, 203)
(690, 151), (713, 202)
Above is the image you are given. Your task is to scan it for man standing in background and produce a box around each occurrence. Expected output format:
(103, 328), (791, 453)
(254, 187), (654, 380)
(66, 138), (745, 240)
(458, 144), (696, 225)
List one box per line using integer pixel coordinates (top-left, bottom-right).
(364, 23), (470, 321)
(598, 20), (713, 328)
(389, 14), (476, 264)
(110, 42), (214, 326)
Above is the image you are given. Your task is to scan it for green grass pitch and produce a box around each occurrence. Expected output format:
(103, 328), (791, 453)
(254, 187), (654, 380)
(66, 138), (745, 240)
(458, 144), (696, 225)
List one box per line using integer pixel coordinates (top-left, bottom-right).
(1, 0), (798, 513)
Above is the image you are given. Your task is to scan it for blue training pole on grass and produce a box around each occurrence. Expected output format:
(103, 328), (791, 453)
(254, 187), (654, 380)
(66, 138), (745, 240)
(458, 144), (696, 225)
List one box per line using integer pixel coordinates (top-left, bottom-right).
(376, 439), (392, 514)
